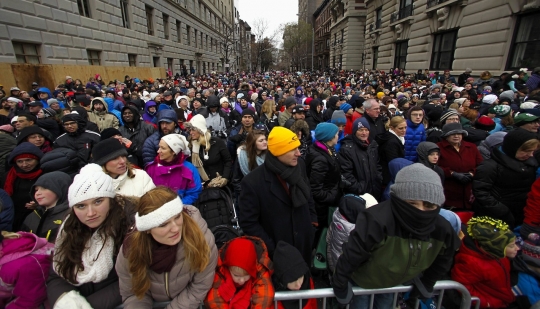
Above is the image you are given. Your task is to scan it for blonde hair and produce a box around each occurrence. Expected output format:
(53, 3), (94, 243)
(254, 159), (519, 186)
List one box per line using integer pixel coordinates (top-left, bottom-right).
(102, 161), (135, 179)
(229, 266), (249, 276)
(387, 115), (406, 130)
(518, 139), (540, 153)
(126, 187), (210, 299)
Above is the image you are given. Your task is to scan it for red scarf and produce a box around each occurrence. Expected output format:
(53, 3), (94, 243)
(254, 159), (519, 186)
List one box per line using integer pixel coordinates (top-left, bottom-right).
(4, 166), (43, 196)
(40, 140), (53, 154)
(218, 269), (252, 309)
(149, 241), (178, 274)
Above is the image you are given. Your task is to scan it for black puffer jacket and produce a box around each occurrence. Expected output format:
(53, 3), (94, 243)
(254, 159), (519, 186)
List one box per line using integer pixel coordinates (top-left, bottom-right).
(375, 131), (405, 185)
(40, 147), (80, 177)
(338, 136), (382, 200)
(305, 142), (342, 227)
(472, 148), (538, 227)
(118, 106), (156, 165)
(53, 115), (101, 168)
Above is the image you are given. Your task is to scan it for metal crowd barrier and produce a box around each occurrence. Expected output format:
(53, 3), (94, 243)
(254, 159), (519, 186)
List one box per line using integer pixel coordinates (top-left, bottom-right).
(116, 280), (476, 309)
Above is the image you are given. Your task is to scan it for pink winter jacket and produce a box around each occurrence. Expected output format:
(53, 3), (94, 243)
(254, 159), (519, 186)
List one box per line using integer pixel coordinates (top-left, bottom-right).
(0, 232), (54, 309)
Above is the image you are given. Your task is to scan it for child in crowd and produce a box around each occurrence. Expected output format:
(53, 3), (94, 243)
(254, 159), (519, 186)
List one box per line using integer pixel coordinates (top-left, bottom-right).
(327, 193), (378, 274)
(512, 233), (540, 307)
(272, 241), (317, 309)
(452, 216), (516, 309)
(205, 236), (274, 309)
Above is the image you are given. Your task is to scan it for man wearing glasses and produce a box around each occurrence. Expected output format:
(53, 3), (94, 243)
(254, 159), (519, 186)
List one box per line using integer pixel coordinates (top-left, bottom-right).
(54, 113), (100, 168)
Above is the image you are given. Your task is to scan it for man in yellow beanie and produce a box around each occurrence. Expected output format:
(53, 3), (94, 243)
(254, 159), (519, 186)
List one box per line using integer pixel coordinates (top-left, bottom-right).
(239, 126), (317, 264)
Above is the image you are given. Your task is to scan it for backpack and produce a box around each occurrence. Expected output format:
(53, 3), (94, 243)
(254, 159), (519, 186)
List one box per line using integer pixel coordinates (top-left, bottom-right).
(193, 187), (242, 248)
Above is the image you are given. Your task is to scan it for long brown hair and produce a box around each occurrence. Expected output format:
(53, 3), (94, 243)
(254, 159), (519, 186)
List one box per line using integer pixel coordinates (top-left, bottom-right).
(54, 195), (129, 284)
(102, 160), (135, 179)
(245, 130), (267, 171)
(126, 187), (210, 299)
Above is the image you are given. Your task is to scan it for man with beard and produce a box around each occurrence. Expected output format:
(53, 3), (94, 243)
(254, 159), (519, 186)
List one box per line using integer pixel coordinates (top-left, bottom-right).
(0, 98), (10, 117)
(87, 97), (119, 132)
(230, 93), (256, 126)
(141, 109), (182, 166)
(54, 113), (101, 167)
(118, 105), (156, 166)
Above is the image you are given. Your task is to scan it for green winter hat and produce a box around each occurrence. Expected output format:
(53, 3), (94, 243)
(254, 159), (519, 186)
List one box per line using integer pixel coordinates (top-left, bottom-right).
(467, 216), (515, 259)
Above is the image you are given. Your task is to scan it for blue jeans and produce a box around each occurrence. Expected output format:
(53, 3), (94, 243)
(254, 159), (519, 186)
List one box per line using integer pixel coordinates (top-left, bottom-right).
(349, 293), (394, 309)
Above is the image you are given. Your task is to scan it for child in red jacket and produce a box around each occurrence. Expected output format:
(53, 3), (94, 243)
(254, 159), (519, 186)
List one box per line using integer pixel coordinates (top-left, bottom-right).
(451, 216), (516, 308)
(205, 236), (274, 309)
(272, 241), (317, 309)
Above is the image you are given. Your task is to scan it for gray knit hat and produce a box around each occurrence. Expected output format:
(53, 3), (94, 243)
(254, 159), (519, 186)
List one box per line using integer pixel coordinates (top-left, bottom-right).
(390, 163), (445, 206)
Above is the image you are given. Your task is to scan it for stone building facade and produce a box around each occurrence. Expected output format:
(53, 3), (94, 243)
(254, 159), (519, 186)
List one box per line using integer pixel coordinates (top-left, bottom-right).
(0, 0), (237, 77)
(237, 19), (252, 72)
(315, 0), (367, 70)
(314, 0), (332, 70)
(364, 0), (540, 75)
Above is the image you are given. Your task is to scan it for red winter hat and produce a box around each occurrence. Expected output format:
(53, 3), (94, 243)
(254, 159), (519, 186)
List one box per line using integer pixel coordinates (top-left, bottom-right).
(475, 115), (496, 131)
(224, 238), (258, 279)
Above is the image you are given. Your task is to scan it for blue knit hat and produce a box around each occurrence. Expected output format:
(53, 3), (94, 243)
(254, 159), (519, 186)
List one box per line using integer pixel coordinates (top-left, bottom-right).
(331, 110), (346, 126)
(340, 103), (352, 113)
(353, 117), (370, 134)
(315, 123), (339, 142)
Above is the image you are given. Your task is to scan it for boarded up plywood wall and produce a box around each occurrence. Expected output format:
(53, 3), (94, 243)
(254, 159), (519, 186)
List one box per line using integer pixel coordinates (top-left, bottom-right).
(0, 64), (166, 91)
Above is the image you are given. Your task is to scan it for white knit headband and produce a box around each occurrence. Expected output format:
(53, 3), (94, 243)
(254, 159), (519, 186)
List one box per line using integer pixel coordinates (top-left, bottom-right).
(135, 197), (184, 231)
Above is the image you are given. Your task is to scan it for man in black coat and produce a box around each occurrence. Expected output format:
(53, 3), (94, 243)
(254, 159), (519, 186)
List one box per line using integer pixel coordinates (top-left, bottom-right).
(239, 126), (317, 265)
(54, 113), (101, 168)
(362, 99), (386, 141)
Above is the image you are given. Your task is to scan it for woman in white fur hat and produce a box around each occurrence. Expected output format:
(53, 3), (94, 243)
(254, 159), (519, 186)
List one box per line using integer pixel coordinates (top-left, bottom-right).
(47, 164), (137, 309)
(145, 134), (202, 205)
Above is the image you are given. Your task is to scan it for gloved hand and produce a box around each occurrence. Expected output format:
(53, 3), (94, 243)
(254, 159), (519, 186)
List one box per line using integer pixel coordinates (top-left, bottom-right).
(54, 290), (93, 309)
(333, 281), (353, 307)
(452, 172), (472, 184)
(208, 173), (228, 188)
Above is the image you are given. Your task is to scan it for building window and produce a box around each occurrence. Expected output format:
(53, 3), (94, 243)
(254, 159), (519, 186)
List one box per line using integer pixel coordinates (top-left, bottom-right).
(163, 14), (170, 40)
(87, 50), (101, 65)
(392, 0), (413, 22)
(128, 54), (137, 66)
(508, 12), (540, 70)
(394, 40), (408, 69)
(176, 20), (181, 43)
(145, 6), (154, 36)
(167, 58), (173, 73)
(372, 47), (378, 70)
(375, 7), (382, 29)
(77, 0), (91, 17)
(194, 29), (198, 48)
(153, 56), (160, 67)
(13, 42), (40, 64)
(430, 30), (457, 70)
(187, 26), (191, 45)
(120, 0), (129, 28)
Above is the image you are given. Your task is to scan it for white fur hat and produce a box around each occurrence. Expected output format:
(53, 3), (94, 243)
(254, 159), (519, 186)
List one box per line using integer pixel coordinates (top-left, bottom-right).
(161, 134), (191, 156)
(360, 193), (379, 208)
(68, 164), (115, 207)
(189, 114), (208, 135)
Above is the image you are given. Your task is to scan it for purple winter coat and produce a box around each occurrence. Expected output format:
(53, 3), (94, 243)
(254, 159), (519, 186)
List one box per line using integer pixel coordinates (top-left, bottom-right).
(0, 232), (54, 309)
(143, 100), (157, 124)
(145, 157), (202, 205)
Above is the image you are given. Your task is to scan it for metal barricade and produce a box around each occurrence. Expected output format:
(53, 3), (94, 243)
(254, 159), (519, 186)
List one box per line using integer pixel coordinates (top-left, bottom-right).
(116, 280), (475, 309)
(273, 280), (473, 309)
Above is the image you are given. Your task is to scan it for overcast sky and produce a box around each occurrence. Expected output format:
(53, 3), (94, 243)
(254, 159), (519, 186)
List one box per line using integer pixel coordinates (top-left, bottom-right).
(236, 0), (299, 43)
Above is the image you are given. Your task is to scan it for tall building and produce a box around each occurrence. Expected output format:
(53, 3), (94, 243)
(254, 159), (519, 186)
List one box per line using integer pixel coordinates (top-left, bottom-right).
(238, 19), (252, 72)
(0, 0), (237, 88)
(364, 0), (540, 75)
(298, 0), (323, 70)
(313, 0), (367, 71)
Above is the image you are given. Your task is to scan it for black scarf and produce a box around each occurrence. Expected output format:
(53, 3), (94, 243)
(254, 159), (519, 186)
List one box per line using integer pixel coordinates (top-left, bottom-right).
(149, 241), (178, 274)
(390, 194), (440, 239)
(264, 152), (311, 207)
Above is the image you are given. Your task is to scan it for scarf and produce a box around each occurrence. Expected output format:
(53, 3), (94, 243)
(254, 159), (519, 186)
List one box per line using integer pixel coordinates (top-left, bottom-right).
(389, 129), (405, 145)
(4, 166), (43, 196)
(218, 269), (252, 309)
(53, 218), (115, 285)
(149, 241), (178, 274)
(238, 148), (265, 176)
(390, 194), (440, 239)
(264, 152), (311, 207)
(40, 140), (53, 153)
(191, 132), (211, 181)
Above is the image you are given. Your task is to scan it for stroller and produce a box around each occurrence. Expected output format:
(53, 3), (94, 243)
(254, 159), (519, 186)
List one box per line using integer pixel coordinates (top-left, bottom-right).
(193, 186), (242, 248)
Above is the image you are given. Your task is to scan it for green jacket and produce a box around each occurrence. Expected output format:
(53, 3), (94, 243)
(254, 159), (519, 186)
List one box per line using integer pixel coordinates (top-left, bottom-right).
(333, 196), (459, 291)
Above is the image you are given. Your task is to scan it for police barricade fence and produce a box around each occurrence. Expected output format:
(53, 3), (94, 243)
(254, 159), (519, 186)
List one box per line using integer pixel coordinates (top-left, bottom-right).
(116, 280), (476, 309)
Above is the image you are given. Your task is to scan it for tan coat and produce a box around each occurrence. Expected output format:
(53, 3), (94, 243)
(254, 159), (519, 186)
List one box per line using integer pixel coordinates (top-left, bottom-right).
(116, 206), (218, 309)
(87, 97), (119, 132)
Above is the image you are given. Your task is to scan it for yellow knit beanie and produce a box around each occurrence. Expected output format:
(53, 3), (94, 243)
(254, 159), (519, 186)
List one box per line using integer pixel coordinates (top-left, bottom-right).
(268, 127), (301, 157)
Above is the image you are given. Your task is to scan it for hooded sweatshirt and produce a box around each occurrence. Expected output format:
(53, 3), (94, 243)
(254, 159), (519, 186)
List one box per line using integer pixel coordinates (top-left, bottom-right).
(143, 100), (157, 124)
(0, 232), (54, 309)
(37, 87), (53, 108)
(87, 97), (119, 132)
(20, 171), (72, 242)
(416, 142), (445, 185)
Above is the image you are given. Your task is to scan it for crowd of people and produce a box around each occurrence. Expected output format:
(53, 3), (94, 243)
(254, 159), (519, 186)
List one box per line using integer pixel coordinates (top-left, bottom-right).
(0, 66), (540, 308)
